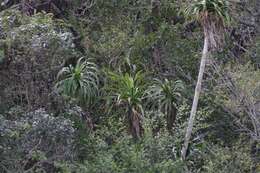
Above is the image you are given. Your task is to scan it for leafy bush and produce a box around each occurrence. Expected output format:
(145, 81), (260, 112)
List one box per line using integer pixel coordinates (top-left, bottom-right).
(72, 122), (186, 173)
(202, 144), (253, 173)
(0, 108), (75, 173)
(0, 11), (76, 110)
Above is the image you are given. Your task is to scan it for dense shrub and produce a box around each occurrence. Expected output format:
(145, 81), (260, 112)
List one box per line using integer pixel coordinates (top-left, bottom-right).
(0, 10), (76, 110)
(0, 108), (75, 173)
(202, 144), (253, 173)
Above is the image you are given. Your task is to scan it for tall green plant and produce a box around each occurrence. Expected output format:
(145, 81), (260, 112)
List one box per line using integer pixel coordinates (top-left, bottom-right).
(181, 0), (231, 160)
(107, 71), (146, 138)
(144, 79), (184, 130)
(55, 57), (99, 106)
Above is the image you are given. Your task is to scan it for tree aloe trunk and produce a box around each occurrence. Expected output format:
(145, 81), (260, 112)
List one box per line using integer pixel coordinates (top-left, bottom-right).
(128, 105), (142, 139)
(181, 31), (209, 160)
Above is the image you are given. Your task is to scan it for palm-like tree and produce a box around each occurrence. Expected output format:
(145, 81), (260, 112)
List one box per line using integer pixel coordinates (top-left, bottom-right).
(107, 71), (145, 138)
(55, 57), (99, 106)
(181, 0), (230, 160)
(144, 79), (184, 130)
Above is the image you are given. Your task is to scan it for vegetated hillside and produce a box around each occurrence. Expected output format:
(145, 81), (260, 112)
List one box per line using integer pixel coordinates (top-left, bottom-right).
(0, 0), (259, 172)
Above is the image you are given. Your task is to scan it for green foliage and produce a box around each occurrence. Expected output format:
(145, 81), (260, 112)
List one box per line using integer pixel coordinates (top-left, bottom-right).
(145, 78), (184, 110)
(184, 0), (231, 24)
(0, 1), (259, 173)
(106, 71), (146, 138)
(214, 63), (260, 143)
(106, 70), (145, 112)
(0, 10), (76, 109)
(56, 57), (99, 106)
(202, 144), (252, 173)
(0, 109), (75, 173)
(144, 78), (184, 129)
(71, 121), (187, 173)
(229, 64), (260, 102)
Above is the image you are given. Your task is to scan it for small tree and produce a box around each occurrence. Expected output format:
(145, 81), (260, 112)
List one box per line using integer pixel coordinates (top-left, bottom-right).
(144, 78), (184, 130)
(55, 57), (99, 106)
(106, 71), (145, 138)
(181, 0), (231, 160)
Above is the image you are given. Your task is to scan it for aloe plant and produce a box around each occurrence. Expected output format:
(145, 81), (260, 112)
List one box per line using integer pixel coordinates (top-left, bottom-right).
(144, 78), (184, 130)
(55, 57), (99, 106)
(107, 71), (145, 138)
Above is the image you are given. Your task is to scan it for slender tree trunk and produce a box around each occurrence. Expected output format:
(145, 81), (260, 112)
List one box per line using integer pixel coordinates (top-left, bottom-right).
(128, 105), (142, 139)
(166, 105), (177, 131)
(181, 32), (209, 160)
